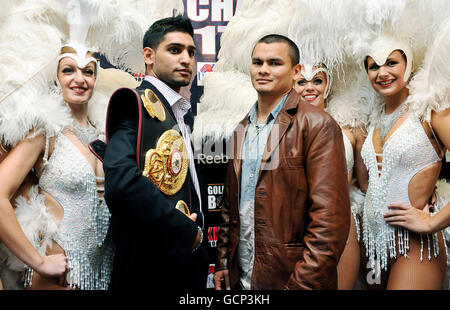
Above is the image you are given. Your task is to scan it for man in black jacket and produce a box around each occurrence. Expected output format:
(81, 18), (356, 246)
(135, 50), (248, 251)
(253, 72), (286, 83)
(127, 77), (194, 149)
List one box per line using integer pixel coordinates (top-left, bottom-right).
(102, 15), (208, 290)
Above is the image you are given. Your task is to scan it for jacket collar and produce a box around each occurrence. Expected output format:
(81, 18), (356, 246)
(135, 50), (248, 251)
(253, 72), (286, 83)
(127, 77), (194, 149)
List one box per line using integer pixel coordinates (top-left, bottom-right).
(233, 88), (299, 179)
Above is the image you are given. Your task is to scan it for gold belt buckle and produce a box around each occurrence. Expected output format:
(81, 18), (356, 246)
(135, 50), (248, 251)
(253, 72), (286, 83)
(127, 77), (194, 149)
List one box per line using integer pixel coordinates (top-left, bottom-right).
(142, 129), (188, 195)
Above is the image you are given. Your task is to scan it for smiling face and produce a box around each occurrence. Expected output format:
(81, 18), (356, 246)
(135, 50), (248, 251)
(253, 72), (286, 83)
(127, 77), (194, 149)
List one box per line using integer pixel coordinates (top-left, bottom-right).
(57, 56), (96, 106)
(366, 50), (408, 98)
(144, 31), (196, 92)
(250, 42), (300, 97)
(294, 70), (327, 109)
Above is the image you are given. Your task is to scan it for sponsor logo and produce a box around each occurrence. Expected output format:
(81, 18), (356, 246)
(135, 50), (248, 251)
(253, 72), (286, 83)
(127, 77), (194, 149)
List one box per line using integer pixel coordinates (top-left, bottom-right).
(197, 153), (229, 165)
(207, 185), (224, 211)
(197, 62), (215, 86)
(207, 226), (219, 247)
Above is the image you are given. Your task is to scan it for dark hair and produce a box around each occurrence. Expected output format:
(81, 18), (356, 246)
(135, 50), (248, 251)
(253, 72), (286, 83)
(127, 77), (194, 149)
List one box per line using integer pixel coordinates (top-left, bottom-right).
(253, 34), (300, 66)
(143, 15), (194, 50)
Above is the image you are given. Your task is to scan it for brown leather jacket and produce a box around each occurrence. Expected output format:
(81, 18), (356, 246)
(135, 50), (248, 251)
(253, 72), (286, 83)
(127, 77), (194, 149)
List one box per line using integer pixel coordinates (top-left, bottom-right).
(216, 90), (350, 289)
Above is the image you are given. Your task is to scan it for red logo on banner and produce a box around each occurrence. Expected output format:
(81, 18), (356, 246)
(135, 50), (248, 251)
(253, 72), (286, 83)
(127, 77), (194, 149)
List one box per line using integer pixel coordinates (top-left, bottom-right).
(200, 63), (214, 73)
(207, 226), (219, 247)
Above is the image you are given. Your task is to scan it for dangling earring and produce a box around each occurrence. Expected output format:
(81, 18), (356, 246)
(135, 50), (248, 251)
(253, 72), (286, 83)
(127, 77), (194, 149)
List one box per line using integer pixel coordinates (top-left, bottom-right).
(52, 80), (62, 96)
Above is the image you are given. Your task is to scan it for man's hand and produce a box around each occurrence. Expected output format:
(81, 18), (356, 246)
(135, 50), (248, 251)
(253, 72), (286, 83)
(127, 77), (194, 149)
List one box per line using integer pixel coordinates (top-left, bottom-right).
(384, 203), (433, 234)
(214, 269), (230, 290)
(189, 212), (197, 222)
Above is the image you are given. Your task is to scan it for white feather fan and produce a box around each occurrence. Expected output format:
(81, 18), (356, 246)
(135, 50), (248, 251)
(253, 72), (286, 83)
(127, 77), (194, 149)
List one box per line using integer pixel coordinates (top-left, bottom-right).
(326, 68), (380, 130)
(192, 70), (256, 148)
(0, 185), (59, 272)
(194, 0), (367, 143)
(408, 18), (450, 122)
(215, 0), (298, 74)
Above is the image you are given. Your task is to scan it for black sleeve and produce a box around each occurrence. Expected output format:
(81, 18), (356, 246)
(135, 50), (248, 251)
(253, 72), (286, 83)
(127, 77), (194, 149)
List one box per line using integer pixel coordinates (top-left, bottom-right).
(103, 119), (198, 262)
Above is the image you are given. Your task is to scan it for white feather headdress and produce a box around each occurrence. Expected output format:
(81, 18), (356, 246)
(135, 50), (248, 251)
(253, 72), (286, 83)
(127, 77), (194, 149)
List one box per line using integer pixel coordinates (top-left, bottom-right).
(344, 0), (449, 125)
(0, 0), (182, 146)
(193, 0), (370, 145)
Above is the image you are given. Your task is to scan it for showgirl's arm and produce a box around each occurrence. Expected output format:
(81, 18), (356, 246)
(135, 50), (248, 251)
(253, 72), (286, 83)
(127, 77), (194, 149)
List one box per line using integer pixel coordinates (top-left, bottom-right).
(0, 134), (66, 277)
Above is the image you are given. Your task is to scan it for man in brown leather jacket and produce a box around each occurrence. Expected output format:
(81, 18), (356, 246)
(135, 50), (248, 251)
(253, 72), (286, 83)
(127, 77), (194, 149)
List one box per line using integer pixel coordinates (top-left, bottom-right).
(213, 34), (350, 290)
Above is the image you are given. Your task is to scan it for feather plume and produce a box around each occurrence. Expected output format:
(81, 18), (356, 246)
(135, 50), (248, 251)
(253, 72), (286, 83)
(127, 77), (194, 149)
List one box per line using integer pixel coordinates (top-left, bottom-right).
(192, 71), (256, 148)
(326, 68), (380, 129)
(215, 0), (298, 74)
(408, 18), (450, 122)
(195, 0), (365, 144)
(288, 0), (352, 75)
(0, 18), (72, 146)
(0, 185), (59, 272)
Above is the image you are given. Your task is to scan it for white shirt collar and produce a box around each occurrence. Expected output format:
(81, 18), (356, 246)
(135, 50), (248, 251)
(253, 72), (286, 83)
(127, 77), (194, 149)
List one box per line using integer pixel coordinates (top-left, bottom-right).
(144, 75), (186, 108)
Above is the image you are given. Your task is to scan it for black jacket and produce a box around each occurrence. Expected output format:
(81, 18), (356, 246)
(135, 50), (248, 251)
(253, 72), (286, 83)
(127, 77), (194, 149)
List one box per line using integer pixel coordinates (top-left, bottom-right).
(103, 80), (208, 290)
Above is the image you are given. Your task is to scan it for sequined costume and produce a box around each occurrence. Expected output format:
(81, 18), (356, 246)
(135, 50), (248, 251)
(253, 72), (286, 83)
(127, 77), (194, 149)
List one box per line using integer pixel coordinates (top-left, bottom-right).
(22, 129), (113, 290)
(361, 113), (447, 271)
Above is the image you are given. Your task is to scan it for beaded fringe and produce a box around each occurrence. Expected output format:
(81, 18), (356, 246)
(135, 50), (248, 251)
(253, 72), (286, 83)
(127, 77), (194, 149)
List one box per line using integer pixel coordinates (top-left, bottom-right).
(352, 212), (361, 242)
(24, 239), (114, 290)
(349, 185), (365, 242)
(363, 219), (444, 277)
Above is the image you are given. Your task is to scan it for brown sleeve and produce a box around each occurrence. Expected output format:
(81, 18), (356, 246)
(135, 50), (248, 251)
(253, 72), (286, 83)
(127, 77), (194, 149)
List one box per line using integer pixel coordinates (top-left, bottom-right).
(215, 156), (234, 272)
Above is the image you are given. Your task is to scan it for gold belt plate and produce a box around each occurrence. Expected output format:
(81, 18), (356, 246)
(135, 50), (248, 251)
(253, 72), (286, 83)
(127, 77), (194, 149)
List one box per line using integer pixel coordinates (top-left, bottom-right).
(141, 88), (166, 122)
(142, 129), (188, 195)
(175, 200), (190, 216)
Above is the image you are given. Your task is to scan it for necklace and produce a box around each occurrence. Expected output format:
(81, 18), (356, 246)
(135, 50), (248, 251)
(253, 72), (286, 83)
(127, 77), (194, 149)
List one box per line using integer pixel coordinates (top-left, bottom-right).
(249, 120), (269, 144)
(377, 100), (408, 141)
(255, 121), (269, 134)
(71, 120), (99, 147)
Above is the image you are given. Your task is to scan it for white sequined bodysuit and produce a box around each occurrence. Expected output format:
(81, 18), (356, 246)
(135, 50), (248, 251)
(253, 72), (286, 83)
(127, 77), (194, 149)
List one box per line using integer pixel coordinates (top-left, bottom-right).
(27, 132), (113, 289)
(361, 113), (444, 271)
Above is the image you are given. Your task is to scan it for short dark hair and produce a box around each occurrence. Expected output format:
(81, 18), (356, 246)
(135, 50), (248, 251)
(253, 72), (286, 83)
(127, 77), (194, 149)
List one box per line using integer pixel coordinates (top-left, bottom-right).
(143, 15), (194, 50)
(253, 34), (300, 65)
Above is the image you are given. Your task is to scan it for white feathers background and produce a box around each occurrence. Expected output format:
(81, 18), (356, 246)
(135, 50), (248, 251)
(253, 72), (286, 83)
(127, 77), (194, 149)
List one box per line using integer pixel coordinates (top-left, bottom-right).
(0, 0), (183, 146)
(193, 0), (373, 145)
(408, 17), (450, 122)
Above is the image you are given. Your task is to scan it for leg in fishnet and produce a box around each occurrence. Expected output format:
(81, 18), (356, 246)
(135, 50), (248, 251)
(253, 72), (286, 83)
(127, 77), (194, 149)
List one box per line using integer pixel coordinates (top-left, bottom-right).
(338, 215), (361, 289)
(387, 232), (446, 290)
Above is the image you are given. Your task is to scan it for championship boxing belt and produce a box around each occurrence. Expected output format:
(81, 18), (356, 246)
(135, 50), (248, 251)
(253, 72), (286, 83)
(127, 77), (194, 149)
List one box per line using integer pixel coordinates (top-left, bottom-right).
(104, 83), (192, 216)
